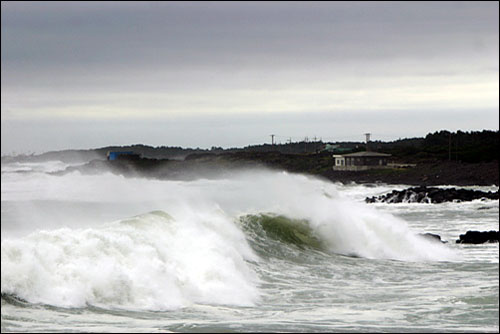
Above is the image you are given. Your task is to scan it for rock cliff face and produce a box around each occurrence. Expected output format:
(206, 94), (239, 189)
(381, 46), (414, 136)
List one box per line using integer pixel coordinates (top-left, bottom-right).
(365, 186), (499, 204)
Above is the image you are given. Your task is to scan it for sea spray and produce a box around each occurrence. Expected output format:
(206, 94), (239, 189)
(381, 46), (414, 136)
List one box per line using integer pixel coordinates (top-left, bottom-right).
(2, 164), (458, 262)
(220, 171), (458, 261)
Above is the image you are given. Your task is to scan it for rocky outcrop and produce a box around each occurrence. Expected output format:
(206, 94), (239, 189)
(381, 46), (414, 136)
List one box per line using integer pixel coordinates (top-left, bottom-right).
(456, 230), (499, 244)
(418, 233), (446, 243)
(365, 186), (498, 204)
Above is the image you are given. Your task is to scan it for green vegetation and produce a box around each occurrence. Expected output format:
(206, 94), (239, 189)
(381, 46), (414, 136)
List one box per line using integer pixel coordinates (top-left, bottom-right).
(375, 130), (498, 163)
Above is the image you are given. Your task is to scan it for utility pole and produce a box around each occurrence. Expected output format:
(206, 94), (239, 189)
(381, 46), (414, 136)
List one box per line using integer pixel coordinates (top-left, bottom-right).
(270, 134), (275, 145)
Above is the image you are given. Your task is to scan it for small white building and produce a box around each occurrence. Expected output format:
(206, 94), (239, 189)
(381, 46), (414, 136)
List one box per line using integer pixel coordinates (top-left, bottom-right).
(333, 154), (346, 167)
(333, 151), (391, 171)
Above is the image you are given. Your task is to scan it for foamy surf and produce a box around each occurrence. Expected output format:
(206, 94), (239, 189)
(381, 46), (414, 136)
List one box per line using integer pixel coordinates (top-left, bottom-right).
(2, 161), (497, 334)
(1, 164), (463, 311)
(1, 210), (260, 310)
(1, 166), (458, 262)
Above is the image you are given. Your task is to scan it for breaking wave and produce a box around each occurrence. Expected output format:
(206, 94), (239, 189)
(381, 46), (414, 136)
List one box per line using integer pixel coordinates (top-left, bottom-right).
(1, 210), (260, 310)
(239, 213), (325, 254)
(1, 165), (459, 310)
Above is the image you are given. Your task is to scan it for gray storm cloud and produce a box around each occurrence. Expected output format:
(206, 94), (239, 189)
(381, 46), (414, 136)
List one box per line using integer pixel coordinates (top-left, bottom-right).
(1, 1), (498, 154)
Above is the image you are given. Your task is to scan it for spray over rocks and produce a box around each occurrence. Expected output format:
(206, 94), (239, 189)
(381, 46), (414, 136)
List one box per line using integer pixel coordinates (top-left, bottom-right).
(365, 186), (499, 204)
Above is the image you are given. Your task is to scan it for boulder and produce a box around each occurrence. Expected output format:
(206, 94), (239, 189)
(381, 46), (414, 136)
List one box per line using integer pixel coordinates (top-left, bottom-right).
(455, 230), (499, 244)
(418, 233), (447, 243)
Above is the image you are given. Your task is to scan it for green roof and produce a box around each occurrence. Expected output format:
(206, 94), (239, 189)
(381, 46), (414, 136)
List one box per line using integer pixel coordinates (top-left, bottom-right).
(342, 151), (391, 157)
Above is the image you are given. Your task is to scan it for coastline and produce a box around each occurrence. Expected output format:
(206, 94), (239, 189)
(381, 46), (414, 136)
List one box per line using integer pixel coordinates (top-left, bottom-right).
(51, 152), (499, 187)
(321, 160), (499, 186)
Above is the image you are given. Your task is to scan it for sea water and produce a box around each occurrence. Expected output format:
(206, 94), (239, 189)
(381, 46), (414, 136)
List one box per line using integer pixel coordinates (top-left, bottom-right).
(1, 161), (498, 332)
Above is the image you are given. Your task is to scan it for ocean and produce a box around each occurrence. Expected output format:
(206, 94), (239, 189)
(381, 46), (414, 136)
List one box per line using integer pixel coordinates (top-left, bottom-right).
(1, 160), (498, 332)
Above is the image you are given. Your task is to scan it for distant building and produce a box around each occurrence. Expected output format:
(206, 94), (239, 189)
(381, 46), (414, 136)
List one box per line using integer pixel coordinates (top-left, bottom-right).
(333, 151), (391, 171)
(322, 144), (339, 152)
(322, 144), (353, 154)
(106, 151), (141, 161)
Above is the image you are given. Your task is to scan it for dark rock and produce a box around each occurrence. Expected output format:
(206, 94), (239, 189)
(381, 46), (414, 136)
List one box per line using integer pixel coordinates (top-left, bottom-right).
(365, 186), (498, 204)
(418, 233), (447, 243)
(456, 230), (499, 244)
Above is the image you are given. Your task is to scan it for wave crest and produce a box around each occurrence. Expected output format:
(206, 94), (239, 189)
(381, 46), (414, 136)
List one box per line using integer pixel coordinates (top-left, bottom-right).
(240, 213), (324, 251)
(1, 210), (260, 310)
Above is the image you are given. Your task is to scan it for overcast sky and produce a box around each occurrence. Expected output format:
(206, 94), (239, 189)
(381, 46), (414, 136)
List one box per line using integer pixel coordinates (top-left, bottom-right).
(1, 1), (498, 154)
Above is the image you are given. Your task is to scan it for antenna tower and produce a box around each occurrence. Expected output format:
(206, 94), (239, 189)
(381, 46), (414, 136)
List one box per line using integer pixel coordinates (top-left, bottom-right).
(364, 133), (371, 151)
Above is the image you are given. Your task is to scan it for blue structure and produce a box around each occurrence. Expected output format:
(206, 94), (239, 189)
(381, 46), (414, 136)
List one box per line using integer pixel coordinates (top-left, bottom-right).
(106, 151), (139, 161)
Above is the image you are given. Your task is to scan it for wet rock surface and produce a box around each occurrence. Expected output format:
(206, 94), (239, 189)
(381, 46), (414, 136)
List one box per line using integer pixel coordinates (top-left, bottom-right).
(456, 230), (499, 244)
(365, 186), (499, 204)
(418, 233), (447, 243)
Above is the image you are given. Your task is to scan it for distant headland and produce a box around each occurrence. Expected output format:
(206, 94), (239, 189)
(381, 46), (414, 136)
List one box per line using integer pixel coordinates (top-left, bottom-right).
(2, 130), (498, 186)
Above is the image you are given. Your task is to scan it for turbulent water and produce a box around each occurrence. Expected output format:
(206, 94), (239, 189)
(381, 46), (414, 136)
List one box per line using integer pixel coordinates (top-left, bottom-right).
(1, 161), (498, 332)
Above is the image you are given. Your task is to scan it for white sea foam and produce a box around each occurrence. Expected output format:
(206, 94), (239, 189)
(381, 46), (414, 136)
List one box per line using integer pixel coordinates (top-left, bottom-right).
(216, 170), (458, 261)
(1, 210), (260, 310)
(1, 165), (458, 261)
(1, 164), (462, 309)
(1, 160), (78, 173)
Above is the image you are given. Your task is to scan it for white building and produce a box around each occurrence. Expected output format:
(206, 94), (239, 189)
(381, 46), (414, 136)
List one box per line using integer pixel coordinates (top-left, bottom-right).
(333, 151), (391, 171)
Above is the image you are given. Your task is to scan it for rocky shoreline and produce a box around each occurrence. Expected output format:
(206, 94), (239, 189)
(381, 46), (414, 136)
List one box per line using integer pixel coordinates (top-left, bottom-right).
(365, 186), (499, 204)
(419, 231), (499, 244)
(456, 230), (499, 244)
